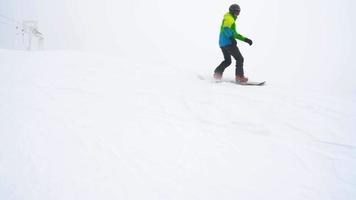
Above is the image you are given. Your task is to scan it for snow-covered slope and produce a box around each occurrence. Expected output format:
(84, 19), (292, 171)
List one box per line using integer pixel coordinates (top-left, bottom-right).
(0, 49), (355, 200)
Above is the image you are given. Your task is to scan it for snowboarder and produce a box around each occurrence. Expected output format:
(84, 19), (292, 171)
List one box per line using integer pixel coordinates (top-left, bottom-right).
(214, 4), (253, 83)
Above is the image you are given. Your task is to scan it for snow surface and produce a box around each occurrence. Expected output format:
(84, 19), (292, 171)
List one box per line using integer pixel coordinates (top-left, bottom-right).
(1, 0), (356, 199)
(0, 49), (355, 200)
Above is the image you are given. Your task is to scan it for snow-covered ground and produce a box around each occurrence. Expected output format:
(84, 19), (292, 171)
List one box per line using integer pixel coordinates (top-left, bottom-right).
(0, 49), (355, 200)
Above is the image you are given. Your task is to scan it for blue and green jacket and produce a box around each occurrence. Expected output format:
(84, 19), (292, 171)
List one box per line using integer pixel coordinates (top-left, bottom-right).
(219, 12), (246, 47)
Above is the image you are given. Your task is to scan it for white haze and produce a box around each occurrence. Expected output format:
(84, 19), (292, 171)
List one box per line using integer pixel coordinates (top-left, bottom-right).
(1, 0), (356, 92)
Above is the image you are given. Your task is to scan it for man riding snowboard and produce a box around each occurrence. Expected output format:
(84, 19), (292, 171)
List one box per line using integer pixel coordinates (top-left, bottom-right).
(214, 4), (253, 83)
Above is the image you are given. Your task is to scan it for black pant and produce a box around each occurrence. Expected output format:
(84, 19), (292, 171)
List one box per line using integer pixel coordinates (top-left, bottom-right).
(214, 44), (244, 76)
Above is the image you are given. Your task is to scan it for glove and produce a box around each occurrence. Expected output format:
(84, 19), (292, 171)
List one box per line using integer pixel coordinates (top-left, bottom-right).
(244, 38), (253, 46)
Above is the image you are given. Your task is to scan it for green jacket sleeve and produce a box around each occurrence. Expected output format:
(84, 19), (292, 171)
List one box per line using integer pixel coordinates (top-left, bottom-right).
(233, 27), (246, 41)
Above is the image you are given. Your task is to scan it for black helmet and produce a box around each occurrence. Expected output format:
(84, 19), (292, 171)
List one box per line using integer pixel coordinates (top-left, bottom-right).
(229, 4), (241, 16)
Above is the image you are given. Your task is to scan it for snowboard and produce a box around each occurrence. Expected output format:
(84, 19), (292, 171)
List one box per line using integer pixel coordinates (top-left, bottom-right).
(197, 75), (265, 86)
(233, 81), (266, 86)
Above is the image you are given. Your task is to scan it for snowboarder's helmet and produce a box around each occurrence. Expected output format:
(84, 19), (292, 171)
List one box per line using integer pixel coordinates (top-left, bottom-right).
(229, 4), (241, 16)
